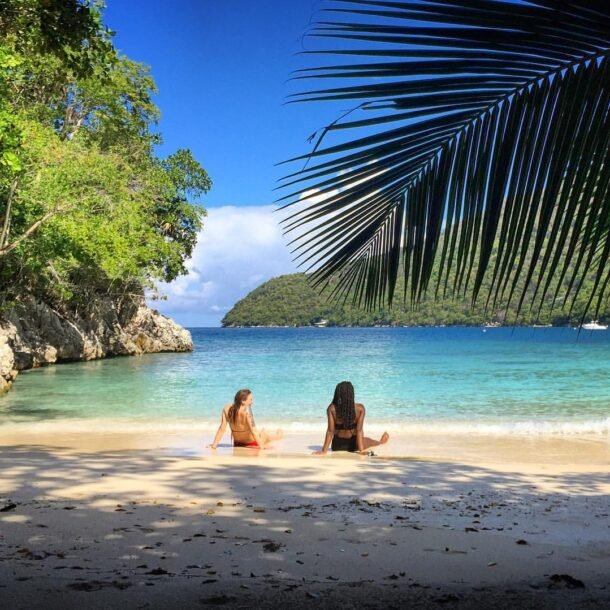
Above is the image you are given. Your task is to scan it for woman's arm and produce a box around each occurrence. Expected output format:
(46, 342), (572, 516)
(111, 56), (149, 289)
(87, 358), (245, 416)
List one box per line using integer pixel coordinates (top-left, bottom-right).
(355, 403), (366, 453)
(314, 405), (335, 455)
(208, 405), (229, 449)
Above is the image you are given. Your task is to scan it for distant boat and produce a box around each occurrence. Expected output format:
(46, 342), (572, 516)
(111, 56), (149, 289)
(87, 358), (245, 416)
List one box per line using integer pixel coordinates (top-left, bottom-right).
(580, 320), (608, 331)
(313, 318), (328, 328)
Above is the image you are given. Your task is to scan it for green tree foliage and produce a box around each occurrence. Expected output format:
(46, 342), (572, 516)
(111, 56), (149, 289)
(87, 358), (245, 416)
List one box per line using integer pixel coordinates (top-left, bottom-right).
(0, 0), (210, 308)
(0, 0), (113, 76)
(0, 0), (113, 170)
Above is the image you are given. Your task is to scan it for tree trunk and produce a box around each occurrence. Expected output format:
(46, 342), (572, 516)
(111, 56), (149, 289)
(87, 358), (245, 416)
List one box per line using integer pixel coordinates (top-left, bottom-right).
(0, 178), (18, 248)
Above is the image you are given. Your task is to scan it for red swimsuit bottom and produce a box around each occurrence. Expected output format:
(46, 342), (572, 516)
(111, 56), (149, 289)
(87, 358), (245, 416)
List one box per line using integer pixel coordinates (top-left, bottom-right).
(234, 440), (260, 448)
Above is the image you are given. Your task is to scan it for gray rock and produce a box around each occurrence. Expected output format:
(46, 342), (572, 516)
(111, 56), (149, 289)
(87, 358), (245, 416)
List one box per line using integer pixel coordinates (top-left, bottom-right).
(0, 295), (192, 391)
(0, 334), (16, 393)
(0, 335), (14, 376)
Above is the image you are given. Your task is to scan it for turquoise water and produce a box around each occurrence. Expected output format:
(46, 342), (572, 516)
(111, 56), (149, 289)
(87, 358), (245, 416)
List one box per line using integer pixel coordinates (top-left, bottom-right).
(1, 327), (610, 435)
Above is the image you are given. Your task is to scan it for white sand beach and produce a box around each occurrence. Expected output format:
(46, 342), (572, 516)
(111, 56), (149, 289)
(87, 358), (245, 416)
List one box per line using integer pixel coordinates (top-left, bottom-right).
(1, 431), (609, 609)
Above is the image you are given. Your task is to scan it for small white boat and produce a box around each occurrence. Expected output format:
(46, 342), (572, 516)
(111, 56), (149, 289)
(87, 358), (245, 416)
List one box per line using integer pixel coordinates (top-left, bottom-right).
(580, 320), (608, 331)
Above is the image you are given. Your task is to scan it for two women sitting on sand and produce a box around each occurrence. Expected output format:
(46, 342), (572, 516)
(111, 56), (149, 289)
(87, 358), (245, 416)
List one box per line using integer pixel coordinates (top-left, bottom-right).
(209, 381), (389, 454)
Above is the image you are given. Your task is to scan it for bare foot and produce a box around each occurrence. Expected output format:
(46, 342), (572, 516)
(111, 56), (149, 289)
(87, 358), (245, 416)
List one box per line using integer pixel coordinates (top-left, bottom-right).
(380, 432), (390, 444)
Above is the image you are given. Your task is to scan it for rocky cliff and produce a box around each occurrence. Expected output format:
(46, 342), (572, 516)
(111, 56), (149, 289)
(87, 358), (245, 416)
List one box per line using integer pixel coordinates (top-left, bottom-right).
(0, 296), (192, 393)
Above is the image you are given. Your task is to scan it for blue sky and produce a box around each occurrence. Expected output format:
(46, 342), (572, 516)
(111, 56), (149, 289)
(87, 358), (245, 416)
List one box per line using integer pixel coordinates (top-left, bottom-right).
(105, 0), (338, 207)
(104, 1), (342, 326)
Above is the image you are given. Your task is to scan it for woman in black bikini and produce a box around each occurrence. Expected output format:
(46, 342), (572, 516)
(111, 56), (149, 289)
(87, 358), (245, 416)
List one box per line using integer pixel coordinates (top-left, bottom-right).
(209, 389), (283, 450)
(314, 381), (389, 454)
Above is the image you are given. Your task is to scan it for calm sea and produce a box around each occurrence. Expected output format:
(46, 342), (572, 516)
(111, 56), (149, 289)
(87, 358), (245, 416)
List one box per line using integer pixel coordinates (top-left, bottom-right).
(1, 327), (610, 436)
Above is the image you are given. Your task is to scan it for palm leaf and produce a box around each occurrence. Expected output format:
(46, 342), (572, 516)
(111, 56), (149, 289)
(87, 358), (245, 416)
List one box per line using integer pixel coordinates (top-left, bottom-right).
(280, 0), (610, 321)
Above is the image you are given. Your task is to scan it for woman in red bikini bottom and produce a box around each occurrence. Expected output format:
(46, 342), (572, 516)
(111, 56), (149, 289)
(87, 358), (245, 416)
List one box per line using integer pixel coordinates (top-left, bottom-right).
(314, 381), (389, 455)
(209, 389), (283, 450)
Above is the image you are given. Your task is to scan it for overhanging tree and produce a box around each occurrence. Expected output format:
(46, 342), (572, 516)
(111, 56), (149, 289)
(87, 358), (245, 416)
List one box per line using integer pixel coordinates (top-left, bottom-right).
(0, 0), (210, 306)
(281, 0), (610, 322)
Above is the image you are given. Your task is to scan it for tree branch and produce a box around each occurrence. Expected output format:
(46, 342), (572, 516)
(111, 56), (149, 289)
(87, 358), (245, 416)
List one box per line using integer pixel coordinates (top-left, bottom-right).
(0, 204), (69, 258)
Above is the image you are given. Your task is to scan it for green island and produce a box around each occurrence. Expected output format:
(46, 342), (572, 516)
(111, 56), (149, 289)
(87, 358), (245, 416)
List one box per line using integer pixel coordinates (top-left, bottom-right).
(223, 266), (610, 328)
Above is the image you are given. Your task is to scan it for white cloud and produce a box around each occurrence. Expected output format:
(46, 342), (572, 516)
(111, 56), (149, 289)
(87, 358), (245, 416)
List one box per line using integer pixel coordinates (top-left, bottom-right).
(148, 170), (386, 328)
(148, 205), (299, 327)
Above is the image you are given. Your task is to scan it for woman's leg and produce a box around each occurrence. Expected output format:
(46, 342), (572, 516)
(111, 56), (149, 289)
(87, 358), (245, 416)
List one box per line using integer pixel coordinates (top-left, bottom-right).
(362, 432), (389, 450)
(260, 428), (284, 446)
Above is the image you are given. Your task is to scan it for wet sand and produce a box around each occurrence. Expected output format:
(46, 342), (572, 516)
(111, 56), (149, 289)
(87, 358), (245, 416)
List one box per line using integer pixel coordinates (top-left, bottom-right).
(1, 423), (609, 465)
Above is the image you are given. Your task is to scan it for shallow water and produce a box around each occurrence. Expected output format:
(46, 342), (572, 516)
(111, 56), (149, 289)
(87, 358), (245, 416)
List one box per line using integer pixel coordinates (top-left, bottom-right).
(2, 327), (610, 436)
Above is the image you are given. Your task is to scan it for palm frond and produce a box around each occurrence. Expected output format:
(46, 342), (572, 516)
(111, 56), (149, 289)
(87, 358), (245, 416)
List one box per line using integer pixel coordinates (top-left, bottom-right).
(280, 0), (610, 320)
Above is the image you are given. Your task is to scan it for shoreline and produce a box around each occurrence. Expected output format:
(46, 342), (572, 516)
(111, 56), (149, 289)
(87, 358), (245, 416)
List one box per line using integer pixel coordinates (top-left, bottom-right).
(219, 322), (587, 328)
(1, 425), (609, 466)
(1, 438), (609, 609)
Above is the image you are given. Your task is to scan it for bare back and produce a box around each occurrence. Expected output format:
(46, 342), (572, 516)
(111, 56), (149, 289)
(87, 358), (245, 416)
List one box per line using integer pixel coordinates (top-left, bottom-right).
(223, 403), (257, 444)
(330, 402), (365, 438)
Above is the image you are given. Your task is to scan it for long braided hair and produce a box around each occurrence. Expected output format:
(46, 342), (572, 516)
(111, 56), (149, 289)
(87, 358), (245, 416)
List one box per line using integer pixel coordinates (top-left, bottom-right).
(332, 381), (356, 428)
(228, 389), (251, 425)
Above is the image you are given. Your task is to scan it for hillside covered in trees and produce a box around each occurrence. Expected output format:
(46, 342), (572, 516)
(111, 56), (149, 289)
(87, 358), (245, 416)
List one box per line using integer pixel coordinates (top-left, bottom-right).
(222, 268), (610, 328)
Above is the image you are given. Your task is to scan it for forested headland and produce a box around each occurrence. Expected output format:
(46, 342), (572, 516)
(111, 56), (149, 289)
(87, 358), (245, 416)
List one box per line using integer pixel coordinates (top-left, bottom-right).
(222, 260), (610, 328)
(0, 1), (210, 390)
(0, 0), (210, 306)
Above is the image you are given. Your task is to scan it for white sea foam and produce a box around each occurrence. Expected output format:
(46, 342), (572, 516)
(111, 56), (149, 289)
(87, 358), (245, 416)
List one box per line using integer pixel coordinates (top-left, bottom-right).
(2, 416), (609, 437)
(285, 418), (610, 436)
